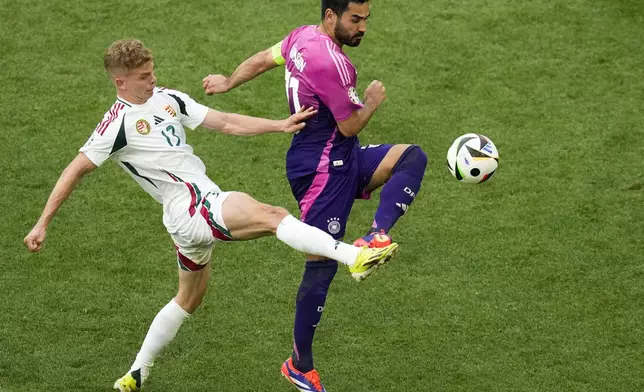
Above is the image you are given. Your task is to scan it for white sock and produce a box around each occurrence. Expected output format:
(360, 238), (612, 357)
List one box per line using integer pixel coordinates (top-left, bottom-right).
(276, 214), (361, 266)
(130, 299), (190, 379)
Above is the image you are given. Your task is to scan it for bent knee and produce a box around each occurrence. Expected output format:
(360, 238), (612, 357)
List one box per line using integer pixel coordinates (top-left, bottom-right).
(272, 205), (289, 219)
(395, 144), (428, 174)
(407, 145), (428, 168)
(260, 204), (289, 233)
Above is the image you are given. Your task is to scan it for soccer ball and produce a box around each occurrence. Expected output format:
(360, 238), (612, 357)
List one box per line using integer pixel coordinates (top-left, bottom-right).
(446, 133), (499, 184)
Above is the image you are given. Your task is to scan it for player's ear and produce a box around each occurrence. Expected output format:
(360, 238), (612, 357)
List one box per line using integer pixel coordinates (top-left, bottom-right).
(324, 8), (337, 24)
(114, 76), (125, 89)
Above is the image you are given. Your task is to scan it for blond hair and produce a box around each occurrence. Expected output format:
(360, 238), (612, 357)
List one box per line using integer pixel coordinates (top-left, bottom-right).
(104, 39), (153, 76)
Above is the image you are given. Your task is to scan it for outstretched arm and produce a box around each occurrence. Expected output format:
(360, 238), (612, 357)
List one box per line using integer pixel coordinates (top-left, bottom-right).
(24, 153), (97, 252)
(200, 106), (316, 136)
(203, 42), (285, 95)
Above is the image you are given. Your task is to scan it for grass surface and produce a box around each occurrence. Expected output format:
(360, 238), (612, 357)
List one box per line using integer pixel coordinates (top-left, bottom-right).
(1, 0), (643, 391)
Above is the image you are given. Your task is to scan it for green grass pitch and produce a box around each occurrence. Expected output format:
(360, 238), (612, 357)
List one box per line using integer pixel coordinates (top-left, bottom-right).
(1, 1), (643, 391)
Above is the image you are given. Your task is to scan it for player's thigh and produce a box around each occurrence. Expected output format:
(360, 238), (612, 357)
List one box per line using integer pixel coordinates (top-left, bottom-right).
(198, 190), (284, 241)
(170, 203), (219, 272)
(289, 171), (356, 240)
(291, 173), (356, 261)
(220, 191), (288, 240)
(361, 144), (412, 194)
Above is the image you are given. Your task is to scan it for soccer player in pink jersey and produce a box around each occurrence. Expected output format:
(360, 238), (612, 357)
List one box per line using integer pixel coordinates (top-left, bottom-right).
(203, 1), (427, 390)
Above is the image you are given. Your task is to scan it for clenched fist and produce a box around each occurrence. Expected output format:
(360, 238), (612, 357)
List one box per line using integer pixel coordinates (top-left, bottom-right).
(364, 80), (386, 108)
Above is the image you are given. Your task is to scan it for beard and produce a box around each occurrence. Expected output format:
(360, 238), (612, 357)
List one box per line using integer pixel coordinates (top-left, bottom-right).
(334, 21), (364, 47)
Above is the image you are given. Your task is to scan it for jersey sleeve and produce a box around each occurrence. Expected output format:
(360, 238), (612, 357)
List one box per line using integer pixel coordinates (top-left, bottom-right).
(280, 31), (293, 61)
(280, 26), (307, 63)
(164, 89), (209, 130)
(79, 105), (127, 167)
(308, 59), (363, 122)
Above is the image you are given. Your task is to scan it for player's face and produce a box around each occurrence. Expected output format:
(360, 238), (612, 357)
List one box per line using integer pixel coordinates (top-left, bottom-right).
(335, 2), (370, 47)
(118, 61), (157, 104)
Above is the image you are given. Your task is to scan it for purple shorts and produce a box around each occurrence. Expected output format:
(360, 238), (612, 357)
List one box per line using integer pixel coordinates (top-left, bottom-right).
(289, 144), (393, 239)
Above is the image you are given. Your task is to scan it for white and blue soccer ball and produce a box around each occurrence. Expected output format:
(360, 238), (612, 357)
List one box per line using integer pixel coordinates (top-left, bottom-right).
(446, 133), (499, 184)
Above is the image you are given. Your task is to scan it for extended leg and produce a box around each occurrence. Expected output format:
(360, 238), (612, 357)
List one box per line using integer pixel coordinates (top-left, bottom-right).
(114, 264), (211, 392)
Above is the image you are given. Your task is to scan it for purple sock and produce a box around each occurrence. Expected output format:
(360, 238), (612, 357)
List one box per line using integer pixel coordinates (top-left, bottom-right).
(372, 146), (427, 233)
(291, 259), (338, 372)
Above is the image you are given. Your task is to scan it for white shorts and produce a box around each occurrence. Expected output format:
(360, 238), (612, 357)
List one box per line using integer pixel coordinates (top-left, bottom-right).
(168, 191), (232, 271)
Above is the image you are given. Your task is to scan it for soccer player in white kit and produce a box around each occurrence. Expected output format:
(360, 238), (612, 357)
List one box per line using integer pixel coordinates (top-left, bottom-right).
(23, 39), (399, 392)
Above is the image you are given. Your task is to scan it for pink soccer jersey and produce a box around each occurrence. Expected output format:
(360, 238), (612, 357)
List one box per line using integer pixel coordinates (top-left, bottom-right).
(280, 25), (363, 180)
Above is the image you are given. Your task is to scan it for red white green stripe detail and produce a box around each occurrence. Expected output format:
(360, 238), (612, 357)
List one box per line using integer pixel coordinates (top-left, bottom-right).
(174, 245), (207, 271)
(161, 169), (202, 217)
(161, 170), (232, 241)
(200, 196), (232, 241)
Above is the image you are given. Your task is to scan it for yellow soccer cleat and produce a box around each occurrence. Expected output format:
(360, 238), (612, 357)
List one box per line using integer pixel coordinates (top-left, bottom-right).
(350, 243), (399, 281)
(113, 369), (143, 392)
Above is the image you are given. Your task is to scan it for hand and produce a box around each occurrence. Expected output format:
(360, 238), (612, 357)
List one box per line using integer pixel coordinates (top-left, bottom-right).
(24, 225), (46, 253)
(202, 74), (230, 95)
(364, 80), (386, 108)
(282, 107), (317, 134)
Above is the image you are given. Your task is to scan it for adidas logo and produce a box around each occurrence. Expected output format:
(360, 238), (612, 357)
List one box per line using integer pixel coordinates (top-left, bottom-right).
(396, 203), (409, 214)
(153, 115), (165, 125)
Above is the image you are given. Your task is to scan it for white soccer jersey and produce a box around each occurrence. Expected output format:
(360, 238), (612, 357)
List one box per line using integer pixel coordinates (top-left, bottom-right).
(80, 87), (219, 232)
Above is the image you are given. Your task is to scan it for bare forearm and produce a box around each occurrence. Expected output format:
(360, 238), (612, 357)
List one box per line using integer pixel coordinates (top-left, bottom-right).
(35, 155), (94, 228)
(355, 103), (379, 134)
(36, 167), (85, 227)
(226, 51), (277, 90)
(337, 80), (387, 137)
(25, 153), (95, 252)
(338, 102), (379, 137)
(220, 112), (285, 136)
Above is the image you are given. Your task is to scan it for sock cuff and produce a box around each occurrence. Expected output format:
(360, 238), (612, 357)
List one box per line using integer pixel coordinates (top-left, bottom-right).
(170, 299), (192, 318)
(305, 259), (338, 268)
(276, 214), (299, 238)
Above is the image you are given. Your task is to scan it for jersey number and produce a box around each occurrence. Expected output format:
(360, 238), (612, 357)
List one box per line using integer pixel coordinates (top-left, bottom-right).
(284, 70), (301, 112)
(162, 125), (180, 146)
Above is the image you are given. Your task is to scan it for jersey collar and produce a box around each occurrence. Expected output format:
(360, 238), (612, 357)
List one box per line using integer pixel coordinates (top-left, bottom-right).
(116, 96), (135, 107)
(116, 94), (154, 107)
